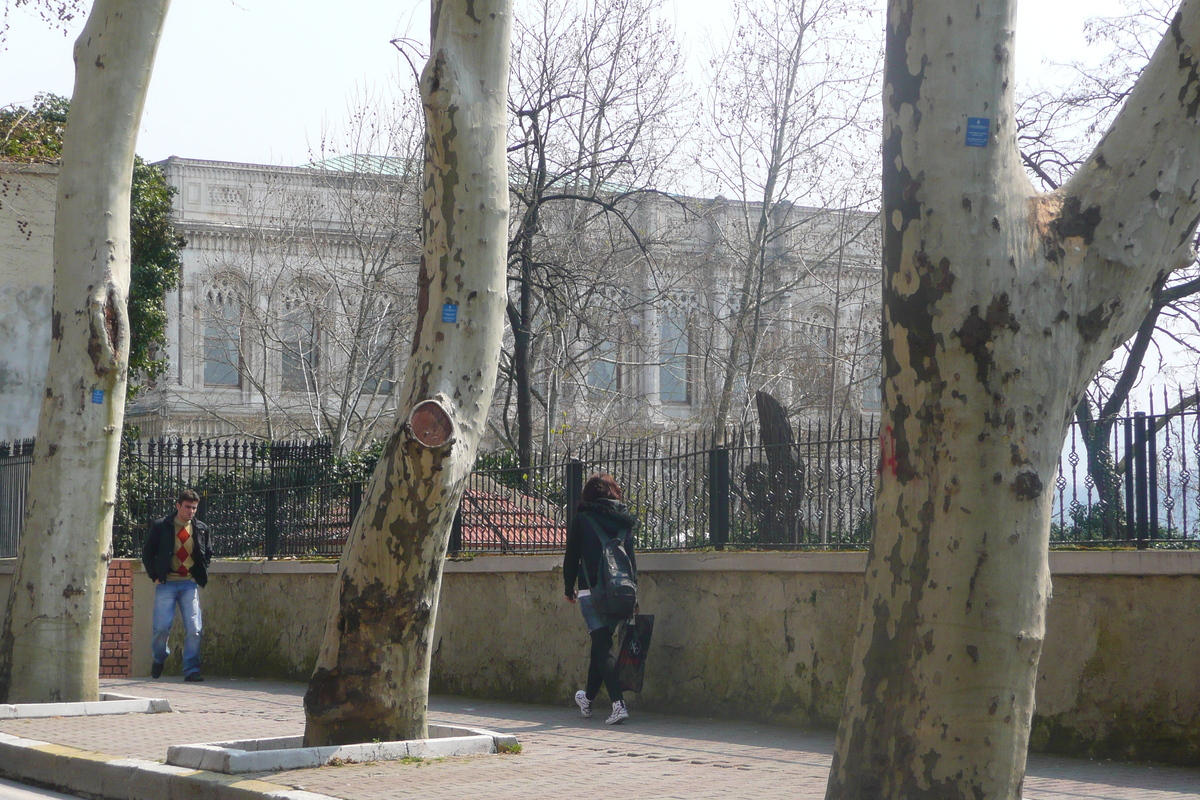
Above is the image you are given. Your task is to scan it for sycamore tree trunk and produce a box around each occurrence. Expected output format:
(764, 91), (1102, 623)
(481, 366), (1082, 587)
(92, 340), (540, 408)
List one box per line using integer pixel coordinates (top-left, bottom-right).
(302, 0), (511, 747)
(0, 0), (170, 703)
(826, 1), (1200, 797)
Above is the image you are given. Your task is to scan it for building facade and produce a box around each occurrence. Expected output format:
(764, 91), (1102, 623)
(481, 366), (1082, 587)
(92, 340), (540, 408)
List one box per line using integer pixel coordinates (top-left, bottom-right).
(3, 156), (880, 451)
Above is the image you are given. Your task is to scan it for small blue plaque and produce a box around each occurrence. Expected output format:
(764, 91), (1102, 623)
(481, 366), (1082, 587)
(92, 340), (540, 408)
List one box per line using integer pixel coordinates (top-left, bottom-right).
(441, 303), (458, 323)
(91, 389), (104, 404)
(965, 117), (990, 148)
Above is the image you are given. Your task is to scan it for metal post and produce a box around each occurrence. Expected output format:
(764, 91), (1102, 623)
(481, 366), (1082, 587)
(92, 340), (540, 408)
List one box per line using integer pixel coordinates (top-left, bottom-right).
(1134, 412), (1150, 550)
(265, 489), (279, 559)
(1148, 417), (1159, 543)
(449, 504), (463, 556)
(565, 459), (584, 533)
(1124, 416), (1136, 542)
(709, 446), (730, 550)
(349, 481), (363, 528)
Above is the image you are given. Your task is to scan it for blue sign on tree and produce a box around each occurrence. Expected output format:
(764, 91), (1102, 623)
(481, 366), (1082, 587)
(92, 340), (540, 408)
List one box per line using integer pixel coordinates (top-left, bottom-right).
(442, 303), (458, 323)
(965, 117), (990, 148)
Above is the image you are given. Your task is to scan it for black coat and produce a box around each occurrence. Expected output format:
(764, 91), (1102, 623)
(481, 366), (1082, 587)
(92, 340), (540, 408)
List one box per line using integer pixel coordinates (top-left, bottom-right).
(142, 514), (213, 587)
(563, 499), (638, 597)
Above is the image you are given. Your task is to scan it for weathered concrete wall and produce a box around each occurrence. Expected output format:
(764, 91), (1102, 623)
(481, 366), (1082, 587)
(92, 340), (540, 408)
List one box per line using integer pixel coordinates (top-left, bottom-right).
(2, 550), (1196, 764)
(1032, 555), (1200, 765)
(428, 552), (865, 730)
(0, 163), (57, 441)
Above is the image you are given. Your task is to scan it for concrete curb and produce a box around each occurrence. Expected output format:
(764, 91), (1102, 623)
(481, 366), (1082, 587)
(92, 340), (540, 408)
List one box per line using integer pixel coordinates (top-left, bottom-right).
(0, 693), (171, 720)
(167, 725), (520, 773)
(0, 730), (339, 800)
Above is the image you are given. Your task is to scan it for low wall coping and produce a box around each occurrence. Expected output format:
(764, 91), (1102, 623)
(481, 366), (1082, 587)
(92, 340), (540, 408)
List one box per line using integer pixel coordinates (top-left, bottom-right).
(0, 549), (1195, 576)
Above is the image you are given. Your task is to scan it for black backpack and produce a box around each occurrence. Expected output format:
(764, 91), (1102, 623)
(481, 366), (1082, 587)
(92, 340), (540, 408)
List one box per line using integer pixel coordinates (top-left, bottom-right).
(581, 514), (638, 619)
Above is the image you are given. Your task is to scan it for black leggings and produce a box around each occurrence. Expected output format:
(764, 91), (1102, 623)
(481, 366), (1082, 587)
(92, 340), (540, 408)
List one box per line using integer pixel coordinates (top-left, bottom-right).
(586, 626), (624, 703)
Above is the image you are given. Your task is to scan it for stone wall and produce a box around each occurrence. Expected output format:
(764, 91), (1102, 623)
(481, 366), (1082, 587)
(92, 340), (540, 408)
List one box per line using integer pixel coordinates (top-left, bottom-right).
(3, 550), (1196, 764)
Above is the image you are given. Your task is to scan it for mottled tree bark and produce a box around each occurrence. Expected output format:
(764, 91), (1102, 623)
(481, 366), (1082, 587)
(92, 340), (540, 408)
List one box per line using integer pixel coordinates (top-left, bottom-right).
(0, 0), (170, 703)
(302, 0), (511, 746)
(827, 1), (1200, 797)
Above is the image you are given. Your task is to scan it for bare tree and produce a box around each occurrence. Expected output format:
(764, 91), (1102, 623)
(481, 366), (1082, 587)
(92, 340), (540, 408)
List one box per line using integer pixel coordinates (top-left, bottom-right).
(502, 0), (690, 469)
(701, 0), (881, 443)
(172, 94), (423, 453)
(826, 0), (1200, 796)
(0, 0), (170, 702)
(0, 0), (84, 44)
(303, 0), (511, 745)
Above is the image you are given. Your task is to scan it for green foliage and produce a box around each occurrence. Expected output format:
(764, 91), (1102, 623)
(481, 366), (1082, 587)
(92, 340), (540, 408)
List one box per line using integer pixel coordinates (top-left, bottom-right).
(328, 438), (385, 483)
(0, 93), (66, 162)
(474, 448), (520, 472)
(0, 93), (185, 398)
(129, 156), (185, 390)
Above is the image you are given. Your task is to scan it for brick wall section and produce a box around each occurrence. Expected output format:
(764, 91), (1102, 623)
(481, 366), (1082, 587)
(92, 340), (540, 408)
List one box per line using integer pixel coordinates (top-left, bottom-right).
(99, 559), (133, 678)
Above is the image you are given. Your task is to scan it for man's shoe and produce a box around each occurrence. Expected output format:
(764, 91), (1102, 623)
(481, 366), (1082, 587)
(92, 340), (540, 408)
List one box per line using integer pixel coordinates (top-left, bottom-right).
(184, 673), (204, 682)
(574, 690), (592, 718)
(151, 661), (164, 679)
(606, 699), (629, 725)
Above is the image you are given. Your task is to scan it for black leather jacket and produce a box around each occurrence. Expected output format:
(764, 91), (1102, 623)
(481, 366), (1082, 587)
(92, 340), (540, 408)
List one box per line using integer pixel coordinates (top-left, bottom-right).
(142, 514), (213, 587)
(563, 499), (638, 597)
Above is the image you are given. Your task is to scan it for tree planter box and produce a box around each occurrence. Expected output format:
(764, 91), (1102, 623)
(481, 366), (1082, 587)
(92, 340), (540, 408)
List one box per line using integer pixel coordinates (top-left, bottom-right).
(166, 724), (519, 774)
(0, 692), (171, 719)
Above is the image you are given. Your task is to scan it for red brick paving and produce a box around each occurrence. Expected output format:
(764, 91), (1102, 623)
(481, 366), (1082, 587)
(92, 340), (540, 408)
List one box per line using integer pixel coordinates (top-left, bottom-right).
(0, 679), (1194, 800)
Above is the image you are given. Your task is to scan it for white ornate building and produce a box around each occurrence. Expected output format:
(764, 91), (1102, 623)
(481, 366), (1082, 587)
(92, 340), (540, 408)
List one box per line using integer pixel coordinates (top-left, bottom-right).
(1, 156), (880, 449)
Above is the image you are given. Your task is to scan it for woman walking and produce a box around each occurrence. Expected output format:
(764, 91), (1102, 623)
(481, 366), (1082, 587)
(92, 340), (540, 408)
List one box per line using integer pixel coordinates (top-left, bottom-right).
(563, 473), (638, 724)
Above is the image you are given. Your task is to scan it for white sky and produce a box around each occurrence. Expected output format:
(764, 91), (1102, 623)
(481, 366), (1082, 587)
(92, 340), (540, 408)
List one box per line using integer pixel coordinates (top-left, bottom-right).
(0, 0), (1128, 167)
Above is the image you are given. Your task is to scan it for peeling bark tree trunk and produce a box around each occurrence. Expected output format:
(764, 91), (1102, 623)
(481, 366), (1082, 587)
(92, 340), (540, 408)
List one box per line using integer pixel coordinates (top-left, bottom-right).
(302, 0), (511, 747)
(0, 0), (170, 704)
(826, 1), (1200, 797)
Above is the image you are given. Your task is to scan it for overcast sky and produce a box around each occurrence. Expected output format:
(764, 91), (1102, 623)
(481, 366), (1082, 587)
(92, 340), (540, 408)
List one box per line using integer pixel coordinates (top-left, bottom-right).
(0, 0), (1129, 167)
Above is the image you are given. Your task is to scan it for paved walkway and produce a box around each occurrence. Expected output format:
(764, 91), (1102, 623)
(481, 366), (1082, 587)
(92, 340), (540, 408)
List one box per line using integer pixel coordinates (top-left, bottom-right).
(0, 678), (1195, 800)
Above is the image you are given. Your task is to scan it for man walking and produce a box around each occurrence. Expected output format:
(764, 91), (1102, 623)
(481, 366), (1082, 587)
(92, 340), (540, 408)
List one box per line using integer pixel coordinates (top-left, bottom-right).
(142, 489), (212, 682)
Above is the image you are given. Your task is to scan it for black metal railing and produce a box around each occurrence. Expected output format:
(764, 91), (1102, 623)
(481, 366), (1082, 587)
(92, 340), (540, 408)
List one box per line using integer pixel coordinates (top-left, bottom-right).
(3, 399), (1200, 558)
(0, 439), (34, 558)
(1053, 390), (1200, 548)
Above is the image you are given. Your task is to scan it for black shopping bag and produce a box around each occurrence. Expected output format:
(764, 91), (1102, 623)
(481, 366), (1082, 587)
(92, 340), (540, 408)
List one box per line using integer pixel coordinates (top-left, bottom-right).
(616, 614), (654, 693)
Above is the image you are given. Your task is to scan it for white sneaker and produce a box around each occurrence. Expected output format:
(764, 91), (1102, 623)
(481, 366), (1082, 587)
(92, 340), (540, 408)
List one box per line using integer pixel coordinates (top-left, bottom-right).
(606, 699), (629, 725)
(574, 690), (592, 718)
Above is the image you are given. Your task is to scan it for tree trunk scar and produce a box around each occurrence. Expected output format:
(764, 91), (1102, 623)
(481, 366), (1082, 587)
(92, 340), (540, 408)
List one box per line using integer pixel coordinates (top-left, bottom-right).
(1075, 301), (1118, 343)
(954, 295), (1019, 391)
(1011, 470), (1043, 500)
(413, 256), (432, 355)
(965, 538), (988, 614)
(880, 426), (898, 476)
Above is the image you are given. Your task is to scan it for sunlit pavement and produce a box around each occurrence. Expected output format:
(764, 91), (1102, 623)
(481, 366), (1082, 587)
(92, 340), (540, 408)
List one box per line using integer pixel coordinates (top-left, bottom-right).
(0, 679), (1193, 800)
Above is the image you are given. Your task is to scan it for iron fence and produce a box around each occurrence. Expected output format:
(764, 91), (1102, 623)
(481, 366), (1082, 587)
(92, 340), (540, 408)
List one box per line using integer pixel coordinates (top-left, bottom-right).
(0, 440), (34, 558)
(3, 400), (1200, 559)
(111, 437), (350, 558)
(1053, 389), (1200, 548)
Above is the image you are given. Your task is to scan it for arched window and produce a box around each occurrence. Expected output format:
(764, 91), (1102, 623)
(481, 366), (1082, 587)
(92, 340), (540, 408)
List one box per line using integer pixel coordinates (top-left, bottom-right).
(586, 334), (622, 394)
(581, 290), (631, 396)
(659, 306), (692, 405)
(799, 307), (835, 358)
(280, 285), (320, 392)
(358, 291), (402, 395)
(203, 277), (243, 387)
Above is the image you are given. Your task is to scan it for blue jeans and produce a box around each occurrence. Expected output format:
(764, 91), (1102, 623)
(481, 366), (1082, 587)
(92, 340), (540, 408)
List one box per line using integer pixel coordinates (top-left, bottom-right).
(152, 580), (202, 676)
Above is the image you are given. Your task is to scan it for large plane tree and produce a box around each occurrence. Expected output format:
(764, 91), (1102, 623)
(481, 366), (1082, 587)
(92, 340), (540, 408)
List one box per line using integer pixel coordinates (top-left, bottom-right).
(825, 0), (1200, 797)
(0, 0), (171, 703)
(303, 0), (512, 745)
